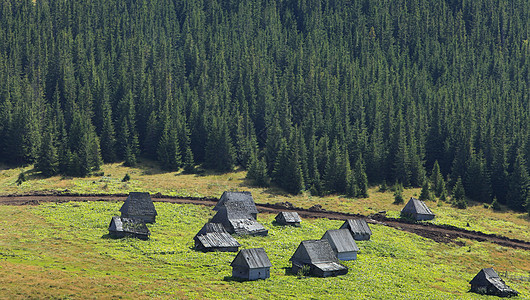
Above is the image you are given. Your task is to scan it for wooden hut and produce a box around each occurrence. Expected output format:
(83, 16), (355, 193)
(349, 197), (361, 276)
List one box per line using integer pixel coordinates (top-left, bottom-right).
(120, 192), (158, 223)
(194, 223), (240, 252)
(340, 219), (372, 240)
(108, 216), (150, 240)
(400, 197), (435, 221)
(275, 211), (302, 226)
(210, 203), (268, 236)
(470, 268), (519, 297)
(214, 191), (259, 219)
(321, 229), (359, 261)
(231, 248), (272, 281)
(289, 240), (348, 277)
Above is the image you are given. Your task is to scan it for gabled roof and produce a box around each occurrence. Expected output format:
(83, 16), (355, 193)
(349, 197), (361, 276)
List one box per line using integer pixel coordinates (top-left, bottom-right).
(119, 192), (157, 216)
(340, 219), (372, 236)
(109, 216), (150, 235)
(276, 211), (302, 223)
(470, 268), (518, 293)
(195, 223), (228, 238)
(210, 206), (268, 235)
(196, 232), (241, 248)
(214, 191), (258, 214)
(322, 229), (359, 253)
(231, 248), (272, 269)
(290, 240), (339, 264)
(401, 197), (434, 216)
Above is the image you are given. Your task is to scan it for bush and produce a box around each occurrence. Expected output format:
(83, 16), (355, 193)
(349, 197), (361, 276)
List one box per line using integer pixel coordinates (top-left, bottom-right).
(491, 197), (501, 211)
(297, 265), (311, 278)
(122, 173), (131, 182)
(16, 172), (27, 185)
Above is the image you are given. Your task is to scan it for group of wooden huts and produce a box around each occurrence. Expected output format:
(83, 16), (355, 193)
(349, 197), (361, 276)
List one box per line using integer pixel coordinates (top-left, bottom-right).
(108, 192), (156, 240)
(104, 191), (518, 297)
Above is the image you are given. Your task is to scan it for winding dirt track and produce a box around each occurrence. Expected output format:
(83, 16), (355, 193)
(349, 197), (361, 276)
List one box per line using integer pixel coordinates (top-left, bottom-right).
(1, 193), (529, 250)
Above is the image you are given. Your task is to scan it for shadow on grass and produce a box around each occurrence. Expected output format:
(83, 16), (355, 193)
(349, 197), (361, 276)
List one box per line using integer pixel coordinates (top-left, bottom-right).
(223, 276), (247, 282)
(134, 159), (170, 176)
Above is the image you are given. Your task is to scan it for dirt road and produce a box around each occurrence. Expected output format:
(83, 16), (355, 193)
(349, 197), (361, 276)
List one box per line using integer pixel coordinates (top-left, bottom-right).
(1, 193), (529, 250)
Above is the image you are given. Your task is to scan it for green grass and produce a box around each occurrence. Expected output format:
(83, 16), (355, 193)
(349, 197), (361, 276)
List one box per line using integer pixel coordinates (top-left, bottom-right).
(0, 161), (528, 242)
(0, 202), (529, 299)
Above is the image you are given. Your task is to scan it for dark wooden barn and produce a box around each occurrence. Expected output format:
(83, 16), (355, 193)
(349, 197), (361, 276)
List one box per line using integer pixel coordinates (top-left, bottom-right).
(470, 268), (519, 297)
(289, 240), (348, 277)
(120, 192), (158, 223)
(210, 203), (268, 236)
(340, 219), (372, 240)
(400, 197), (435, 221)
(231, 248), (272, 281)
(214, 191), (259, 219)
(108, 216), (150, 240)
(321, 229), (359, 261)
(193, 223), (241, 252)
(275, 211), (302, 226)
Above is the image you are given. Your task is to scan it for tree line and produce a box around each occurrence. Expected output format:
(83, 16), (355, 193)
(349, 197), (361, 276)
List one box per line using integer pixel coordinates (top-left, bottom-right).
(0, 0), (529, 213)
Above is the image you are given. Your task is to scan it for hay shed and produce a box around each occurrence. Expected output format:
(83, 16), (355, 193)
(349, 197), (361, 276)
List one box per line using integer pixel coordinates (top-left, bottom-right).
(194, 223), (240, 252)
(210, 203), (268, 236)
(340, 219), (372, 240)
(470, 268), (519, 297)
(214, 191), (258, 219)
(119, 192), (158, 223)
(108, 216), (150, 240)
(275, 211), (302, 226)
(231, 248), (272, 281)
(321, 229), (359, 261)
(289, 240), (348, 277)
(400, 197), (435, 221)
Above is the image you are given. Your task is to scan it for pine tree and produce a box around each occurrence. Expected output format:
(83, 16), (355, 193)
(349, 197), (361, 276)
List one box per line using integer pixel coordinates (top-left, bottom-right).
(393, 182), (404, 204)
(247, 150), (270, 187)
(419, 180), (433, 201)
(36, 127), (59, 177)
(157, 123), (181, 171)
(99, 95), (116, 163)
(452, 177), (467, 209)
(430, 160), (446, 198)
(353, 155), (369, 198)
(507, 149), (530, 212)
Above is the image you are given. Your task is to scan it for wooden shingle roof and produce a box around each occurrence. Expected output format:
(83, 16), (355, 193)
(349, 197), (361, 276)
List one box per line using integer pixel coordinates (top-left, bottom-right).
(401, 197), (434, 216)
(231, 248), (272, 269)
(340, 219), (372, 236)
(322, 229), (359, 253)
(119, 192), (157, 216)
(214, 191), (258, 215)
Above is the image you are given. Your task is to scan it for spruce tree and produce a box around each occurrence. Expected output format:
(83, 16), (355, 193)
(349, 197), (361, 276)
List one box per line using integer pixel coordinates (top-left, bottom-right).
(419, 180), (433, 201)
(507, 149), (530, 212)
(354, 155), (369, 198)
(452, 177), (467, 209)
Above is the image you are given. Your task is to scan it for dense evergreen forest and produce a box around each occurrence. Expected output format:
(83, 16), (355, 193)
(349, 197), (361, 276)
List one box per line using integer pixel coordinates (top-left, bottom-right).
(0, 0), (529, 212)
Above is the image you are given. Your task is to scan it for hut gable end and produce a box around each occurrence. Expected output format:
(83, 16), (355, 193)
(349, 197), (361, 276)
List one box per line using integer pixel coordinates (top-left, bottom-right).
(120, 192), (157, 223)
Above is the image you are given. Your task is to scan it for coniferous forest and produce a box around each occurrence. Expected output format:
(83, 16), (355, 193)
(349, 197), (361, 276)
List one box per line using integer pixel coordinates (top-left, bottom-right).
(0, 0), (529, 212)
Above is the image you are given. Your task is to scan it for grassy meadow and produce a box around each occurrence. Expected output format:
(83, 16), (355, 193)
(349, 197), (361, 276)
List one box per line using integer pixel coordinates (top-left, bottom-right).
(1, 161), (529, 242)
(0, 201), (529, 299)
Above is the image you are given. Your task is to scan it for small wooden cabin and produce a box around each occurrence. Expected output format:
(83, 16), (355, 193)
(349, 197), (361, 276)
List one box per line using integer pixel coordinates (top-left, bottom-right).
(194, 223), (240, 252)
(120, 192), (158, 223)
(289, 240), (348, 277)
(340, 219), (372, 240)
(108, 216), (150, 240)
(275, 211), (302, 226)
(210, 203), (268, 236)
(321, 229), (359, 261)
(214, 191), (259, 219)
(470, 268), (519, 297)
(231, 248), (272, 281)
(400, 197), (435, 221)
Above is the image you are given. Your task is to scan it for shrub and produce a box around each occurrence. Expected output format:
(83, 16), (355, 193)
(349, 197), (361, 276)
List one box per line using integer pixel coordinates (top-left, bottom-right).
(122, 173), (131, 182)
(16, 172), (27, 185)
(491, 197), (501, 211)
